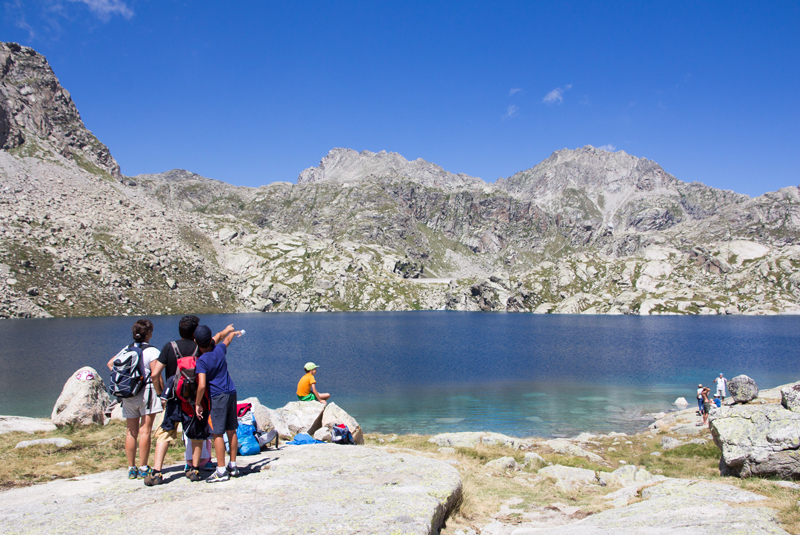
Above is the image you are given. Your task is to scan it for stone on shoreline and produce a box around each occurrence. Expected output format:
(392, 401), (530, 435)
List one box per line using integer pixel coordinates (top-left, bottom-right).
(51, 366), (111, 427)
(321, 401), (364, 444)
(729, 374), (759, 404)
(429, 432), (532, 449)
(538, 464), (597, 491)
(0, 416), (56, 435)
(484, 456), (520, 472)
(711, 403), (800, 478)
(781, 382), (800, 412)
(15, 437), (72, 449)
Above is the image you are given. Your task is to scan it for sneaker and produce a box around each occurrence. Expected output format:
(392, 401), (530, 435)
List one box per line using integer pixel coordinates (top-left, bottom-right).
(227, 465), (240, 477)
(205, 470), (230, 483)
(144, 471), (163, 486)
(138, 466), (153, 479)
(203, 461), (216, 471)
(187, 469), (203, 482)
(128, 467), (138, 480)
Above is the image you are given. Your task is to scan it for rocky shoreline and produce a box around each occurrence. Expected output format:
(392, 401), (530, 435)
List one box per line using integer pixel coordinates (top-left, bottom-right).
(2, 372), (800, 534)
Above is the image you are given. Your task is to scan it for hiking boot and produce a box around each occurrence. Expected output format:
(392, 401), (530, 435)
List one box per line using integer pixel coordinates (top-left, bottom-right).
(186, 469), (202, 482)
(227, 465), (240, 477)
(138, 466), (153, 479)
(205, 470), (229, 483)
(143, 471), (163, 486)
(128, 467), (138, 479)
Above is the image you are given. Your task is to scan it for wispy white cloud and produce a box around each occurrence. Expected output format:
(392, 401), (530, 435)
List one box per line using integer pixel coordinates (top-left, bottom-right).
(5, 0), (36, 39)
(508, 88), (522, 96)
(543, 83), (573, 105)
(65, 0), (133, 21)
(598, 144), (616, 152)
(505, 104), (519, 118)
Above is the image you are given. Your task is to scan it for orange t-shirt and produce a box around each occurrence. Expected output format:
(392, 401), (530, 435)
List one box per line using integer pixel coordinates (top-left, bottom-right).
(296, 372), (316, 396)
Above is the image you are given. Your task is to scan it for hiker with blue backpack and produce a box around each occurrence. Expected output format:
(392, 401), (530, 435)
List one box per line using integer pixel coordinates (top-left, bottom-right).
(107, 319), (162, 480)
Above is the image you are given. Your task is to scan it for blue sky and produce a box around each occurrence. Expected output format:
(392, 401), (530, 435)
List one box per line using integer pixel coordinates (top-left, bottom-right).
(2, 1), (799, 197)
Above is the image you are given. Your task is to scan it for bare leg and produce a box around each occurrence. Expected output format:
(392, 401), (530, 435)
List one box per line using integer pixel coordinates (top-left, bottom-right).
(191, 440), (202, 469)
(213, 434), (226, 469)
(153, 440), (170, 471)
(318, 393), (331, 401)
(125, 417), (140, 467)
(138, 414), (156, 467)
(227, 430), (238, 465)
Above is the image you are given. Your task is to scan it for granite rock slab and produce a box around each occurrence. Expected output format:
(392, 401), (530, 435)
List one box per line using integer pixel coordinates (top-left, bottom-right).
(0, 444), (461, 535)
(711, 404), (800, 478)
(0, 415), (56, 435)
(526, 479), (786, 535)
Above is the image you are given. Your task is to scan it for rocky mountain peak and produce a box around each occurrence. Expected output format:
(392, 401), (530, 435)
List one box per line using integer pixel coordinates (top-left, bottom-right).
(0, 41), (120, 179)
(297, 147), (485, 189)
(502, 145), (679, 200)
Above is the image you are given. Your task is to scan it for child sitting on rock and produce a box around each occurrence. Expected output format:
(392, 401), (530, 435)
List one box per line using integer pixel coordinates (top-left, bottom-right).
(296, 362), (330, 405)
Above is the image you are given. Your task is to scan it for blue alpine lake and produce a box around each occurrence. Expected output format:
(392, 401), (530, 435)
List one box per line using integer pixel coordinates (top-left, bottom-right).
(1, 312), (798, 437)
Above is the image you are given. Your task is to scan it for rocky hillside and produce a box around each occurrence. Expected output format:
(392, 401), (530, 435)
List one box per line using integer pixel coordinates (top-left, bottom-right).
(1, 40), (799, 319)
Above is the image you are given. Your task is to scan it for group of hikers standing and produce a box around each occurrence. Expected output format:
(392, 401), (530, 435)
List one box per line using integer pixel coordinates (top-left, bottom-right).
(107, 315), (331, 485)
(696, 373), (728, 427)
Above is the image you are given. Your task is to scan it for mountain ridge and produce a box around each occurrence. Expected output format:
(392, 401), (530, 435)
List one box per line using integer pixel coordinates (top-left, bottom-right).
(1, 41), (799, 319)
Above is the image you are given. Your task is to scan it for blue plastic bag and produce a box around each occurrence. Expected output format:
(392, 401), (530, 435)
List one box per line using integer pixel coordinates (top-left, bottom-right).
(237, 423), (260, 456)
(287, 432), (324, 445)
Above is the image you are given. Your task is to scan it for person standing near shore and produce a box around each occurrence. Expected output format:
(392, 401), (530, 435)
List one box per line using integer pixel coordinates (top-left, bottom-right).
(715, 374), (728, 402)
(698, 387), (713, 428)
(107, 319), (162, 480)
(145, 315), (203, 486)
(696, 384), (704, 414)
(194, 324), (243, 483)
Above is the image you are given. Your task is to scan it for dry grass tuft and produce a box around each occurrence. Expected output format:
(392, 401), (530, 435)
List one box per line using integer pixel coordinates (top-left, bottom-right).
(0, 421), (184, 488)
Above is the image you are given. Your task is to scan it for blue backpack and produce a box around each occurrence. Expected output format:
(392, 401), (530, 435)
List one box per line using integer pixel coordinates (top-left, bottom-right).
(108, 343), (149, 398)
(331, 424), (354, 445)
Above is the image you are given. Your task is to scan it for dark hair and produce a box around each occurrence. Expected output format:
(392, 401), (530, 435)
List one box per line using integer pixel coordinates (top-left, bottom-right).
(178, 315), (200, 339)
(132, 319), (153, 343)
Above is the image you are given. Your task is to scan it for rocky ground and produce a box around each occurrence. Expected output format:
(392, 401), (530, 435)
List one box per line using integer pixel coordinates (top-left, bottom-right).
(3, 379), (800, 534)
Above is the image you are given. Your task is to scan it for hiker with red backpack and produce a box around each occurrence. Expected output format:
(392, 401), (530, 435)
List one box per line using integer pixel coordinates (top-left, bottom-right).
(145, 315), (210, 485)
(193, 324), (243, 483)
(107, 319), (162, 480)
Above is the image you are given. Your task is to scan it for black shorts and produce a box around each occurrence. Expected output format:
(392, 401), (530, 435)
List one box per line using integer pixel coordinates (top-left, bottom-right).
(208, 392), (238, 434)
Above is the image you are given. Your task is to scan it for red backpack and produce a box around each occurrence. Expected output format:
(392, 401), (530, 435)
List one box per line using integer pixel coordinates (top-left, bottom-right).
(171, 342), (209, 416)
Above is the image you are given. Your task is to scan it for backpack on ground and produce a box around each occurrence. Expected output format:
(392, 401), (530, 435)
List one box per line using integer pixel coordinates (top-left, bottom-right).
(108, 343), (150, 399)
(331, 423), (354, 445)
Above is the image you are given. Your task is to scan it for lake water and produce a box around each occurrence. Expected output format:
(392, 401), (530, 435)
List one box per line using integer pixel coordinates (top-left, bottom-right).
(1, 312), (798, 437)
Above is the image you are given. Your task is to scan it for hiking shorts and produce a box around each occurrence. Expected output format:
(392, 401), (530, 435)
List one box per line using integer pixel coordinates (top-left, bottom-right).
(122, 387), (161, 418)
(208, 392), (238, 434)
(154, 426), (178, 445)
(297, 393), (317, 402)
(703, 401), (712, 414)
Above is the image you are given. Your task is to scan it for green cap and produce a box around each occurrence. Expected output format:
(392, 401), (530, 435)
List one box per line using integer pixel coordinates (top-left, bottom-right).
(304, 362), (319, 371)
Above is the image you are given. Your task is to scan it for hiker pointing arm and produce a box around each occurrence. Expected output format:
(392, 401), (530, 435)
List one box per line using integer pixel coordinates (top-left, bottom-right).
(195, 373), (207, 419)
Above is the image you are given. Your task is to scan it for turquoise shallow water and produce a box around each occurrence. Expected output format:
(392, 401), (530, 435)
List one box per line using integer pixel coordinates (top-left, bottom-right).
(1, 312), (798, 437)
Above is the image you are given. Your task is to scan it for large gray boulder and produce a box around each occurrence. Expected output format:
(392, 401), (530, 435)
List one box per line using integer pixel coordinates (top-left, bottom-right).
(274, 401), (326, 438)
(710, 404), (800, 478)
(320, 402), (364, 445)
(51, 367), (111, 427)
(728, 374), (759, 404)
(781, 382), (800, 412)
